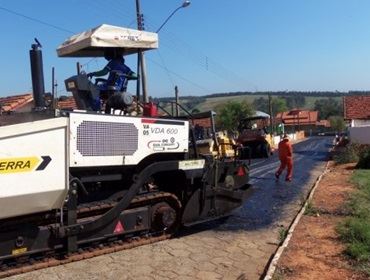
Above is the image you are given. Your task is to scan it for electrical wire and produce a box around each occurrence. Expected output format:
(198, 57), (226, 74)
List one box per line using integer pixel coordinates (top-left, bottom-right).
(147, 57), (212, 94)
(88, 1), (133, 25)
(155, 50), (175, 89)
(72, 0), (253, 93)
(160, 30), (257, 90)
(0, 2), (256, 95)
(143, 15), (258, 91)
(0, 5), (74, 34)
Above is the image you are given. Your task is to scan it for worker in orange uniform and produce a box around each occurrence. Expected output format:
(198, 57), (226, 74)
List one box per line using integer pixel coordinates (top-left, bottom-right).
(275, 134), (293, 182)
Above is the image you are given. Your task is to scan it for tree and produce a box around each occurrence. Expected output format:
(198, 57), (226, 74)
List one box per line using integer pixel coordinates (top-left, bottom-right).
(216, 101), (254, 133)
(252, 96), (288, 115)
(314, 98), (343, 119)
(252, 96), (287, 121)
(252, 97), (268, 112)
(284, 96), (306, 109)
(329, 116), (345, 132)
(272, 97), (288, 114)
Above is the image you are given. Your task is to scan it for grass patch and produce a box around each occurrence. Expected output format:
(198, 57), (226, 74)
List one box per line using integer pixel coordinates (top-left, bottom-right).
(278, 227), (288, 244)
(272, 268), (285, 280)
(337, 169), (370, 275)
(304, 201), (321, 216)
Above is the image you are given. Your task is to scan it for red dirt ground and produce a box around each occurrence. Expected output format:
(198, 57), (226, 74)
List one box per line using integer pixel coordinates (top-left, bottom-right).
(274, 162), (368, 280)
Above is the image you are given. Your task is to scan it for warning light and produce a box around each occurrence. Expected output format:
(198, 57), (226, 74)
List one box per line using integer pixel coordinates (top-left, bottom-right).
(114, 220), (124, 234)
(236, 166), (247, 177)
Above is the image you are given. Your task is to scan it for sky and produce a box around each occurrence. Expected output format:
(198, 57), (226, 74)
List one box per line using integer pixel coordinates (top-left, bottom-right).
(1, 0), (370, 98)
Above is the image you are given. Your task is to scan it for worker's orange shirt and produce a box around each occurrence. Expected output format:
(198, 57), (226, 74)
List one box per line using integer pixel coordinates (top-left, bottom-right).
(278, 139), (293, 159)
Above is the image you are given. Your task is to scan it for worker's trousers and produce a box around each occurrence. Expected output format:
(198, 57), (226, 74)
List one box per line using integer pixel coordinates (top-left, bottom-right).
(276, 157), (293, 180)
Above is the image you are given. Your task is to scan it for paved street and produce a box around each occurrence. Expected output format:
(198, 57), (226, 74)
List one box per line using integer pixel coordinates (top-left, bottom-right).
(10, 137), (332, 280)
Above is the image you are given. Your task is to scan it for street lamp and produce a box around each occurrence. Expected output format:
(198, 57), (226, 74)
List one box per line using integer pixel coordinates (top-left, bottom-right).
(135, 0), (190, 103)
(156, 1), (191, 33)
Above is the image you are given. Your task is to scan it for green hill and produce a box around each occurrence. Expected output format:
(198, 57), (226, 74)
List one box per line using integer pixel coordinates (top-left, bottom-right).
(154, 92), (346, 118)
(155, 93), (343, 117)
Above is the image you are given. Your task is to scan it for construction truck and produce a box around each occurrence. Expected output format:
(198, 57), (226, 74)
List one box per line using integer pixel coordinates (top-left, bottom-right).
(237, 115), (274, 158)
(0, 24), (253, 276)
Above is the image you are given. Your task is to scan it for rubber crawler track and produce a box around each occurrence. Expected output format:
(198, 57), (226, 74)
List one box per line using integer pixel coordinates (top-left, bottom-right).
(0, 192), (181, 279)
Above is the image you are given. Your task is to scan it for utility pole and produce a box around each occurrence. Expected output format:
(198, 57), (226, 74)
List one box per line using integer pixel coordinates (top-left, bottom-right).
(135, 0), (190, 105)
(175, 85), (179, 116)
(52, 67), (55, 109)
(268, 94), (274, 136)
(136, 0), (148, 103)
(76, 62), (81, 75)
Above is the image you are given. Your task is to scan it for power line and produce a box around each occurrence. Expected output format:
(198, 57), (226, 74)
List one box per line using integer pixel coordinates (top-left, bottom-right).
(0, 5), (74, 34)
(155, 51), (175, 88)
(143, 16), (258, 91)
(161, 31), (257, 90)
(140, 26), (235, 92)
(88, 0), (133, 26)
(147, 57), (212, 94)
(0, 2), (256, 94)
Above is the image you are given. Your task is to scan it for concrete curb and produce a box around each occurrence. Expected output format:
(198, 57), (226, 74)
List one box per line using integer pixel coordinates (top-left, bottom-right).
(263, 158), (332, 280)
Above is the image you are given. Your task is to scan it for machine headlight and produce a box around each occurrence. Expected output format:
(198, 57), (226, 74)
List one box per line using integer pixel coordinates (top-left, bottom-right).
(67, 81), (76, 89)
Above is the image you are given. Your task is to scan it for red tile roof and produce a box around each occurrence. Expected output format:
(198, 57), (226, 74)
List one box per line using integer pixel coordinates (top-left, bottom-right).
(57, 96), (77, 110)
(0, 93), (79, 113)
(343, 95), (370, 120)
(0, 93), (33, 113)
(275, 110), (318, 126)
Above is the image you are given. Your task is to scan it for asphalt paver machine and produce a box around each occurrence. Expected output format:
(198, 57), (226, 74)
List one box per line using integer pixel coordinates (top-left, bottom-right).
(0, 24), (253, 273)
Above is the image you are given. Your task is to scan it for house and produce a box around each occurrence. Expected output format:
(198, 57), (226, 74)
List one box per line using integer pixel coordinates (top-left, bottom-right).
(0, 93), (77, 114)
(275, 109), (319, 133)
(0, 93), (35, 126)
(57, 96), (77, 111)
(0, 93), (78, 126)
(343, 95), (370, 127)
(316, 119), (331, 130)
(343, 95), (370, 144)
(191, 111), (216, 139)
(0, 93), (34, 114)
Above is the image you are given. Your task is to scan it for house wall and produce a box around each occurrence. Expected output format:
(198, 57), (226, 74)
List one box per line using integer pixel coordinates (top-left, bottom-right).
(283, 124), (316, 134)
(351, 119), (370, 127)
(15, 103), (33, 113)
(349, 126), (370, 144)
(272, 131), (305, 148)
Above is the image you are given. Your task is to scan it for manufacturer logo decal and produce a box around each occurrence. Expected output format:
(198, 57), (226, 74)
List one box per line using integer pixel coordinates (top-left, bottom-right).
(147, 139), (180, 151)
(0, 156), (52, 174)
(178, 159), (205, 170)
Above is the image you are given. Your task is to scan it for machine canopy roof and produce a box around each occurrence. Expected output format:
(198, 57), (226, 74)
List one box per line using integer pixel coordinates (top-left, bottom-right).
(57, 24), (158, 57)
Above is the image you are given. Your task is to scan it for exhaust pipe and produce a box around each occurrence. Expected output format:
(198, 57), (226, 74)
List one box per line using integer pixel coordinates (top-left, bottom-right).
(29, 38), (45, 108)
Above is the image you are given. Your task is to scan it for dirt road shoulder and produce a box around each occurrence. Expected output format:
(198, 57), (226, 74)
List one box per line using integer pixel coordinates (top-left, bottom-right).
(273, 162), (368, 280)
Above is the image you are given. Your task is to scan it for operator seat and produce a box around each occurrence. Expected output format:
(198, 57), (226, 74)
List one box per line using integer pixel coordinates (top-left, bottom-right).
(95, 70), (128, 99)
(64, 72), (134, 113)
(94, 70), (134, 114)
